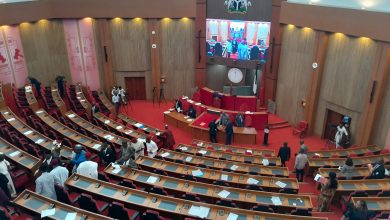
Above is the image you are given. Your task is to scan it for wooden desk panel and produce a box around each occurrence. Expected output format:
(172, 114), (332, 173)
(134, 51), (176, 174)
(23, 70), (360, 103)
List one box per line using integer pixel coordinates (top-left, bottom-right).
(1, 108), (73, 159)
(97, 90), (114, 113)
(136, 156), (299, 192)
(94, 112), (149, 140)
(337, 179), (390, 192)
(51, 84), (66, 114)
(74, 83), (91, 112)
(105, 164), (312, 211)
(66, 173), (324, 220)
(24, 84), (39, 111)
(351, 197), (390, 211)
(13, 190), (112, 220)
(0, 137), (41, 173)
(177, 144), (281, 166)
(308, 153), (390, 169)
(318, 165), (390, 179)
(163, 110), (192, 132)
(192, 139), (275, 156)
(35, 109), (102, 152)
(118, 113), (163, 137)
(157, 149), (288, 177)
(307, 145), (382, 158)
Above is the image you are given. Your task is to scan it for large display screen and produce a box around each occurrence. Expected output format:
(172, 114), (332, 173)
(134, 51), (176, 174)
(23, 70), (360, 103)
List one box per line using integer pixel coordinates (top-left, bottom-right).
(206, 19), (270, 62)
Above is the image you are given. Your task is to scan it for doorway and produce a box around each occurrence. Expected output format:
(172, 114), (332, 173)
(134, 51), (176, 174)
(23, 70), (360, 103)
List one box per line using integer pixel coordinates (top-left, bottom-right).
(125, 77), (146, 100)
(323, 109), (345, 140)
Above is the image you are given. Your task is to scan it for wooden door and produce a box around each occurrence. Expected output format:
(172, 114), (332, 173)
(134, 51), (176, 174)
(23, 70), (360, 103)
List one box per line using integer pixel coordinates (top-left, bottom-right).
(322, 109), (344, 140)
(125, 77), (146, 100)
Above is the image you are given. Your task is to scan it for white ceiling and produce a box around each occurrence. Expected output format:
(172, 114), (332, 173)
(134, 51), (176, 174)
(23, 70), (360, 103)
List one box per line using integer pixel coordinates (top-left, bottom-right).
(288, 0), (390, 13)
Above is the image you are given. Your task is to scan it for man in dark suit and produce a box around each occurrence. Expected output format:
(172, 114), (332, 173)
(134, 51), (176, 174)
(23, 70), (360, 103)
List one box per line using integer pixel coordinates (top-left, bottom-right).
(99, 141), (116, 166)
(277, 142), (291, 167)
(368, 158), (386, 179)
(208, 119), (218, 143)
(225, 120), (233, 145)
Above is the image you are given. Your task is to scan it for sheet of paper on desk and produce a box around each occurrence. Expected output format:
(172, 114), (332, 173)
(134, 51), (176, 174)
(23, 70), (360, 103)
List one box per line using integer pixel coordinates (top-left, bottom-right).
(247, 177), (259, 185)
(146, 176), (158, 183)
(315, 153), (320, 156)
(65, 212), (77, 220)
(156, 132), (161, 136)
(104, 120), (110, 124)
(185, 156), (193, 162)
(221, 174), (229, 181)
(189, 206), (210, 218)
(217, 190), (230, 198)
(36, 110), (44, 114)
(180, 146), (188, 151)
(7, 118), (15, 122)
(262, 158), (269, 166)
(199, 122), (206, 126)
(186, 119), (193, 122)
(161, 152), (170, 158)
(230, 165), (239, 171)
(41, 208), (56, 218)
(9, 151), (21, 157)
(112, 168), (122, 174)
(227, 212), (239, 220)
(192, 169), (204, 177)
(116, 126), (123, 130)
(163, 111), (171, 114)
(68, 114), (75, 118)
(169, 108), (175, 111)
(196, 142), (204, 147)
(184, 116), (189, 119)
(35, 139), (44, 144)
(246, 149), (253, 153)
(275, 181), (287, 188)
(134, 123), (143, 128)
(112, 164), (120, 169)
(199, 206), (210, 218)
(93, 144), (101, 150)
(198, 150), (207, 155)
(271, 196), (282, 205)
(23, 130), (33, 135)
(125, 130), (133, 135)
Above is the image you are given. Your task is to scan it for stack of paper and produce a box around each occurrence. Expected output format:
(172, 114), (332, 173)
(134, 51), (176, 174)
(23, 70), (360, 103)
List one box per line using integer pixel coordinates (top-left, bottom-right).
(65, 213), (77, 220)
(68, 114), (75, 118)
(227, 213), (239, 220)
(230, 165), (239, 171)
(186, 119), (193, 122)
(192, 169), (204, 177)
(35, 139), (45, 144)
(41, 208), (56, 218)
(246, 177), (259, 185)
(93, 144), (101, 150)
(217, 190), (230, 198)
(262, 158), (269, 166)
(180, 146), (188, 151)
(275, 181), (287, 188)
(116, 126), (123, 130)
(104, 120), (110, 124)
(146, 176), (159, 183)
(36, 110), (43, 114)
(9, 151), (21, 157)
(188, 205), (210, 219)
(221, 174), (229, 181)
(161, 152), (170, 158)
(271, 196), (282, 205)
(185, 156), (193, 162)
(7, 118), (15, 122)
(23, 130), (33, 135)
(163, 111), (171, 114)
(198, 150), (207, 155)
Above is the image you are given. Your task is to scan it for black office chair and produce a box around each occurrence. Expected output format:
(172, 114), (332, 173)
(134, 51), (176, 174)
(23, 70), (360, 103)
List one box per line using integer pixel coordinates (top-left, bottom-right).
(279, 188), (298, 194)
(216, 199), (237, 208)
(108, 202), (140, 220)
(252, 204), (274, 213)
(78, 193), (109, 214)
(213, 180), (230, 187)
(291, 208), (312, 216)
(55, 185), (80, 205)
(245, 185), (263, 191)
(182, 193), (201, 202)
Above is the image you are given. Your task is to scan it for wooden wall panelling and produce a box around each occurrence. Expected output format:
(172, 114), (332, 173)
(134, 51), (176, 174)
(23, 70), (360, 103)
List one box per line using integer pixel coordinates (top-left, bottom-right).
(194, 0), (207, 88)
(148, 19), (162, 99)
(91, 19), (106, 91)
(19, 19), (71, 85)
(275, 25), (317, 124)
(159, 18), (195, 99)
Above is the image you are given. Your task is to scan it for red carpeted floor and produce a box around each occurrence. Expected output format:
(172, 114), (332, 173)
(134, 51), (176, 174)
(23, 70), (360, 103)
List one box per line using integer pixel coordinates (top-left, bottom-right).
(120, 100), (344, 219)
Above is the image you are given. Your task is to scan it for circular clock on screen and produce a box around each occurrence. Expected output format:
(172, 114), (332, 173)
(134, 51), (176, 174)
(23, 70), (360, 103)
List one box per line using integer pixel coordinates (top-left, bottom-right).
(228, 68), (243, 83)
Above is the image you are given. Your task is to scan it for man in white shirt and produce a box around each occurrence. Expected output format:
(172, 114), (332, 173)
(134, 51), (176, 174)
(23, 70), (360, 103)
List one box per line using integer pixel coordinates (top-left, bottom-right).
(118, 86), (127, 105)
(145, 136), (158, 158)
(130, 137), (145, 159)
(294, 149), (308, 182)
(335, 124), (348, 148)
(49, 159), (69, 187)
(36, 164), (58, 200)
(0, 153), (16, 197)
(112, 92), (120, 117)
(76, 160), (98, 179)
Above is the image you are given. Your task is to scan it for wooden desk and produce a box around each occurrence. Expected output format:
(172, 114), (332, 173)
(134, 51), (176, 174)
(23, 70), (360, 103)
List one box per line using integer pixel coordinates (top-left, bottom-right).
(94, 112), (150, 140)
(163, 110), (192, 132)
(177, 144), (281, 166)
(74, 83), (91, 112)
(118, 113), (163, 137)
(318, 165), (390, 179)
(51, 83), (66, 114)
(308, 153), (390, 169)
(192, 139), (275, 156)
(189, 112), (257, 145)
(13, 190), (112, 220)
(0, 137), (41, 173)
(136, 156), (299, 192)
(105, 164), (311, 212)
(24, 84), (39, 111)
(157, 149), (288, 177)
(96, 90), (114, 113)
(351, 197), (390, 211)
(1, 107), (73, 159)
(307, 145), (382, 158)
(35, 109), (102, 152)
(337, 179), (390, 192)
(66, 173), (324, 220)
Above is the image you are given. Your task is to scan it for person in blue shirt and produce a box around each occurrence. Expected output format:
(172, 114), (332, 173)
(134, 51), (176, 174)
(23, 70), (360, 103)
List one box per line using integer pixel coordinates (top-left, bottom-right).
(70, 145), (86, 172)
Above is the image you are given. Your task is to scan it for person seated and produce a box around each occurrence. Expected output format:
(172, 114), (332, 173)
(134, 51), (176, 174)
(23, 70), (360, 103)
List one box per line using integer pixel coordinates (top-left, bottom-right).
(130, 137), (144, 159)
(340, 157), (354, 180)
(174, 99), (183, 113)
(341, 200), (374, 220)
(367, 158), (386, 179)
(187, 105), (197, 119)
(235, 113), (245, 127)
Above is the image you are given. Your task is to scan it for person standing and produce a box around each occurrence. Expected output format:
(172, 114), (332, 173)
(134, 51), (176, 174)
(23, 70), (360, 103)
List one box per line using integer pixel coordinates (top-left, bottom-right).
(27, 76), (41, 98)
(116, 140), (134, 165)
(262, 126), (270, 146)
(55, 75), (65, 97)
(208, 119), (218, 143)
(36, 164), (58, 200)
(99, 141), (116, 166)
(91, 102), (100, 115)
(0, 153), (16, 198)
(300, 140), (308, 154)
(317, 172), (338, 212)
(118, 86), (127, 105)
(76, 160), (98, 179)
(112, 92), (120, 118)
(70, 145), (87, 173)
(235, 113), (244, 127)
(130, 137), (145, 159)
(225, 120), (234, 145)
(335, 124), (348, 148)
(226, 39), (232, 58)
(294, 149), (308, 182)
(49, 159), (69, 187)
(145, 137), (158, 158)
(277, 142), (291, 167)
(161, 125), (175, 150)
